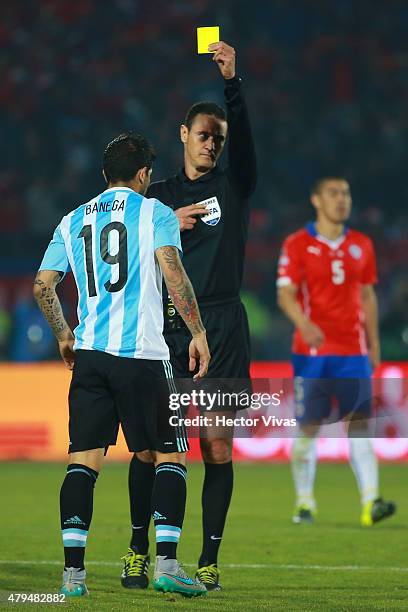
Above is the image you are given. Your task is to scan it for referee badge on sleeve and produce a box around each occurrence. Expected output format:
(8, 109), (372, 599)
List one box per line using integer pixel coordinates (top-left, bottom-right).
(199, 196), (221, 226)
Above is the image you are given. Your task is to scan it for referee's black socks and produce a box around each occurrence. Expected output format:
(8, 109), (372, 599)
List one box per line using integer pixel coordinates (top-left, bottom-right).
(152, 462), (187, 559)
(199, 461), (234, 567)
(60, 463), (98, 570)
(128, 454), (155, 554)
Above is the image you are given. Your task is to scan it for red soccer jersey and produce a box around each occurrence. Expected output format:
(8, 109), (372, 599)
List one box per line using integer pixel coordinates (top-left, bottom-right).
(277, 223), (377, 356)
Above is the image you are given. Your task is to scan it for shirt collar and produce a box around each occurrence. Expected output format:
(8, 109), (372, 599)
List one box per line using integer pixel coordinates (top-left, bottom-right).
(177, 165), (220, 184)
(102, 186), (135, 194)
(306, 221), (349, 249)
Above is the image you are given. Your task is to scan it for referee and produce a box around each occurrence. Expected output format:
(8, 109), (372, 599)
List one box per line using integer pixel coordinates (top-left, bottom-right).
(121, 41), (256, 591)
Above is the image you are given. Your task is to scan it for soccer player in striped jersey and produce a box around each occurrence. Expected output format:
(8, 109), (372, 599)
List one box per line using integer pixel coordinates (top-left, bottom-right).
(277, 177), (396, 526)
(34, 132), (210, 598)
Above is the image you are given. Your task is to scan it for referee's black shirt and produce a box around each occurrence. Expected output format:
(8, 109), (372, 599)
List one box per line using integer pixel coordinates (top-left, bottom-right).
(147, 76), (257, 307)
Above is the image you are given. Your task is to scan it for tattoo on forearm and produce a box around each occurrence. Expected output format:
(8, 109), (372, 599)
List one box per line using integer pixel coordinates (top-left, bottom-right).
(160, 246), (179, 272)
(158, 247), (205, 336)
(34, 274), (70, 340)
(168, 276), (205, 336)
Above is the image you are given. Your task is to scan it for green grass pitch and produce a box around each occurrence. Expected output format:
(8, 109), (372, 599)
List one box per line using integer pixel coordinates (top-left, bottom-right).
(0, 462), (407, 611)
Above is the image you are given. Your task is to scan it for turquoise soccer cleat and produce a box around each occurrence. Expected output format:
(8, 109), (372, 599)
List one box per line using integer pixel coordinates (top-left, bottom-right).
(153, 558), (207, 598)
(60, 567), (88, 597)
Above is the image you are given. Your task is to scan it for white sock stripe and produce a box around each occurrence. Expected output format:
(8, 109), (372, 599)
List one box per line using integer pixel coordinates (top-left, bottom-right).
(155, 530), (181, 539)
(156, 463), (186, 473)
(156, 462), (186, 472)
(62, 533), (87, 542)
(155, 525), (181, 534)
(67, 467), (97, 481)
(156, 469), (186, 481)
(156, 466), (187, 479)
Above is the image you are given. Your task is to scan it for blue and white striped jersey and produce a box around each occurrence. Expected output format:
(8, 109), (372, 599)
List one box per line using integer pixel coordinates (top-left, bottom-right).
(39, 186), (181, 360)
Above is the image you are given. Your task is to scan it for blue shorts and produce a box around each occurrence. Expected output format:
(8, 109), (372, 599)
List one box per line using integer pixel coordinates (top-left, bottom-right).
(291, 355), (372, 424)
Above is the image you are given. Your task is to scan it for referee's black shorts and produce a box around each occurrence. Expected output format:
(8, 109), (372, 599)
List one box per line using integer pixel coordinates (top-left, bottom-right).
(68, 349), (188, 454)
(164, 299), (251, 411)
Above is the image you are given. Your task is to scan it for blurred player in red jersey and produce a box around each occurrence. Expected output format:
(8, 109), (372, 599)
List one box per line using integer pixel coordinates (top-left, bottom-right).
(277, 177), (396, 526)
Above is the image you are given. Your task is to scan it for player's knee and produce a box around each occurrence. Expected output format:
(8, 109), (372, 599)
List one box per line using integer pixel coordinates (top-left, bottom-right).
(299, 423), (320, 438)
(69, 448), (105, 472)
(347, 412), (370, 436)
(200, 438), (232, 463)
(135, 450), (155, 464)
(155, 451), (186, 466)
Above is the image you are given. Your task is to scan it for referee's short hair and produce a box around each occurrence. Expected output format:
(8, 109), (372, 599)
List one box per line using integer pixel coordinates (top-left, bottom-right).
(184, 102), (226, 130)
(103, 131), (156, 182)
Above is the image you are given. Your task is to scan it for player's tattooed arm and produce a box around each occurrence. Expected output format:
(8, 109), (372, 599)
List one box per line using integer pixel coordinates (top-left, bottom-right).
(33, 270), (73, 341)
(155, 246), (205, 337)
(156, 246), (210, 378)
(34, 270), (75, 370)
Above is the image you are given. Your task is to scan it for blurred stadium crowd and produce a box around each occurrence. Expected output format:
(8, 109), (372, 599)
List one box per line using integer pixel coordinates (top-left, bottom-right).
(1, 0), (407, 361)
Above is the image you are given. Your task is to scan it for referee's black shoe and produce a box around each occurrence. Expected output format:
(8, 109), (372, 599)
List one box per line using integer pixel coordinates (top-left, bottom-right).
(195, 564), (222, 591)
(121, 548), (150, 589)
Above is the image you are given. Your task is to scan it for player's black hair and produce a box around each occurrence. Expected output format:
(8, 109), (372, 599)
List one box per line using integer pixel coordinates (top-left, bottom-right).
(310, 176), (349, 196)
(183, 102), (226, 130)
(103, 131), (156, 183)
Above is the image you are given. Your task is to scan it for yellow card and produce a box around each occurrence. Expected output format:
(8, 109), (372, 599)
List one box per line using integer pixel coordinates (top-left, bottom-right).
(197, 26), (219, 54)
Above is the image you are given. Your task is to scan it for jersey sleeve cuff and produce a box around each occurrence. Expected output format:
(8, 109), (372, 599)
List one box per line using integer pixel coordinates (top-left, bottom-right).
(224, 75), (242, 90)
(154, 242), (183, 256)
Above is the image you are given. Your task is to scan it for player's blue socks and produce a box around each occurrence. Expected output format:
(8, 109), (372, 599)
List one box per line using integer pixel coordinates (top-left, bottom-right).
(129, 455), (155, 554)
(198, 461), (233, 567)
(60, 463), (98, 570)
(152, 463), (187, 559)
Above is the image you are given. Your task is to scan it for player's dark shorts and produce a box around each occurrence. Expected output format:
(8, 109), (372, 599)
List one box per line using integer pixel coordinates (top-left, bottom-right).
(164, 298), (251, 412)
(291, 355), (372, 424)
(68, 349), (188, 454)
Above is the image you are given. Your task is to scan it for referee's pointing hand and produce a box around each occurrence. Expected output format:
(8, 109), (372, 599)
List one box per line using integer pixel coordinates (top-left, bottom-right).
(176, 204), (209, 231)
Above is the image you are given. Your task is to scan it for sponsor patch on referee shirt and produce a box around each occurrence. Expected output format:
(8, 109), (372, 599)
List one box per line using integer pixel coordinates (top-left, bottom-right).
(199, 196), (221, 226)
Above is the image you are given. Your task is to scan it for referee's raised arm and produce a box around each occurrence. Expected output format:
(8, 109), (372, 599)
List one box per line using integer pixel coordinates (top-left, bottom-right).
(210, 42), (257, 198)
